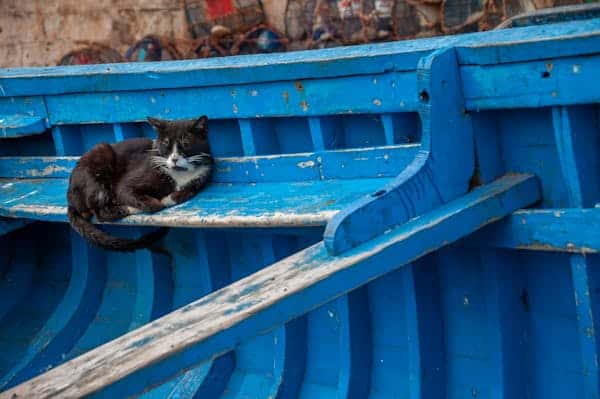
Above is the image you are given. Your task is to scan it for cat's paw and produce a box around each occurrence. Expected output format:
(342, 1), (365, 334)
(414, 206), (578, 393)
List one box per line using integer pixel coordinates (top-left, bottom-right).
(125, 206), (143, 215)
(139, 196), (164, 213)
(161, 195), (176, 207)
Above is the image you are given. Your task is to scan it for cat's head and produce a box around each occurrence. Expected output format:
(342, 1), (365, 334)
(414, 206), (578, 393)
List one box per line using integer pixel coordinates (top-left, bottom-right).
(148, 116), (212, 172)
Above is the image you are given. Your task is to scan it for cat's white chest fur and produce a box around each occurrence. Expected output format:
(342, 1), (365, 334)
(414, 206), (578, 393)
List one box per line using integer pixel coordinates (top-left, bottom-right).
(166, 165), (211, 191)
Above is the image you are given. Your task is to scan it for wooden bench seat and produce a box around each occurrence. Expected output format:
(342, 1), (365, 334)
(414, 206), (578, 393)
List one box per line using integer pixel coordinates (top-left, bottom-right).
(0, 145), (417, 228)
(0, 177), (389, 228)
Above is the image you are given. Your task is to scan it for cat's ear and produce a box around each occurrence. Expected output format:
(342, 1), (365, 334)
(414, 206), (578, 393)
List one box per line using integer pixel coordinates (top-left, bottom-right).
(147, 117), (168, 131)
(191, 115), (209, 136)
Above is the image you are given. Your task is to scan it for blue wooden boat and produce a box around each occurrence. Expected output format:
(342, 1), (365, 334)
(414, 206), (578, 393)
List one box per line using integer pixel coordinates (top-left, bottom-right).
(0, 8), (599, 399)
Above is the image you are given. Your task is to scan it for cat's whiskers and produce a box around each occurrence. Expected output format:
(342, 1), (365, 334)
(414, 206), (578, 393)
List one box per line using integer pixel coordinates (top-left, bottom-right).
(187, 154), (212, 163)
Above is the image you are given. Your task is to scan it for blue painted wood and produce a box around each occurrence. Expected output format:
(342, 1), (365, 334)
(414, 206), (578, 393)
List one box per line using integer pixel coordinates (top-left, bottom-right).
(15, 51), (599, 127)
(44, 72), (416, 124)
(0, 97), (48, 139)
(0, 225), (72, 388)
(478, 249), (529, 399)
(552, 104), (600, 399)
(325, 47), (474, 254)
(553, 105), (600, 207)
(463, 54), (600, 110)
(1, 18), (600, 399)
(0, 144), (419, 181)
(0, 115), (48, 138)
(220, 235), (291, 399)
(51, 126), (82, 156)
(139, 230), (234, 399)
(471, 208), (600, 253)
(0, 217), (30, 237)
(0, 238), (34, 323)
(1, 20), (599, 97)
(0, 233), (106, 390)
(0, 176), (393, 228)
(1, 173), (540, 398)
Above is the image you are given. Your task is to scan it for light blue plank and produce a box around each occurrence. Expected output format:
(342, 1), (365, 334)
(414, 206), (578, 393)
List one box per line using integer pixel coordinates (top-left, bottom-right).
(552, 104), (599, 399)
(0, 144), (419, 182)
(0, 115), (48, 138)
(44, 72), (416, 124)
(0, 177), (391, 228)
(472, 208), (600, 253)
(463, 54), (600, 110)
(0, 97), (47, 138)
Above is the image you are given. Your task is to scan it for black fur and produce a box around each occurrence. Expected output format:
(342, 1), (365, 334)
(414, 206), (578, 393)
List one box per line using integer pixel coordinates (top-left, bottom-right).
(67, 116), (213, 252)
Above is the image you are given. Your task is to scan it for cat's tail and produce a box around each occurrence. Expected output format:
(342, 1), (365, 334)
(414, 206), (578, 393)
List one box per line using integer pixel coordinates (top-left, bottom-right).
(68, 206), (167, 252)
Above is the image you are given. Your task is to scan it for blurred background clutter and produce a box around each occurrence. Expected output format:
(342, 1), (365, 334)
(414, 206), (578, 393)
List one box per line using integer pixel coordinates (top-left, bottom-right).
(0, 0), (587, 68)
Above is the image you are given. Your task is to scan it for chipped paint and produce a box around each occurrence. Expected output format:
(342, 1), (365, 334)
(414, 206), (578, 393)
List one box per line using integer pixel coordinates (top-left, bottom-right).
(296, 160), (315, 169)
(4, 190), (39, 204)
(515, 242), (598, 254)
(27, 164), (71, 178)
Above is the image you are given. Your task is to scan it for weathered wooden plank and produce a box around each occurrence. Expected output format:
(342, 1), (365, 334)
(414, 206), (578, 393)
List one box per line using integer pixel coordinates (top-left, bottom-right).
(0, 115), (48, 138)
(470, 208), (600, 253)
(0, 157), (75, 179)
(0, 97), (48, 138)
(463, 54), (600, 110)
(0, 173), (540, 399)
(325, 47), (474, 255)
(0, 178), (390, 228)
(0, 144), (419, 182)
(1, 20), (599, 97)
(44, 72), (416, 124)
(32, 50), (600, 126)
(550, 103), (599, 398)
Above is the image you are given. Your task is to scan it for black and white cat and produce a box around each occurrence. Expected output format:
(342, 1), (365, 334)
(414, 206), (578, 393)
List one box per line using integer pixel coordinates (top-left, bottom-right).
(67, 115), (213, 252)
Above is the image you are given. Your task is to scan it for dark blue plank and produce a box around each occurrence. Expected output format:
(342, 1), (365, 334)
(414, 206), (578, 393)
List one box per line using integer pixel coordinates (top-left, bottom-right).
(0, 218), (31, 237)
(0, 233), (106, 390)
